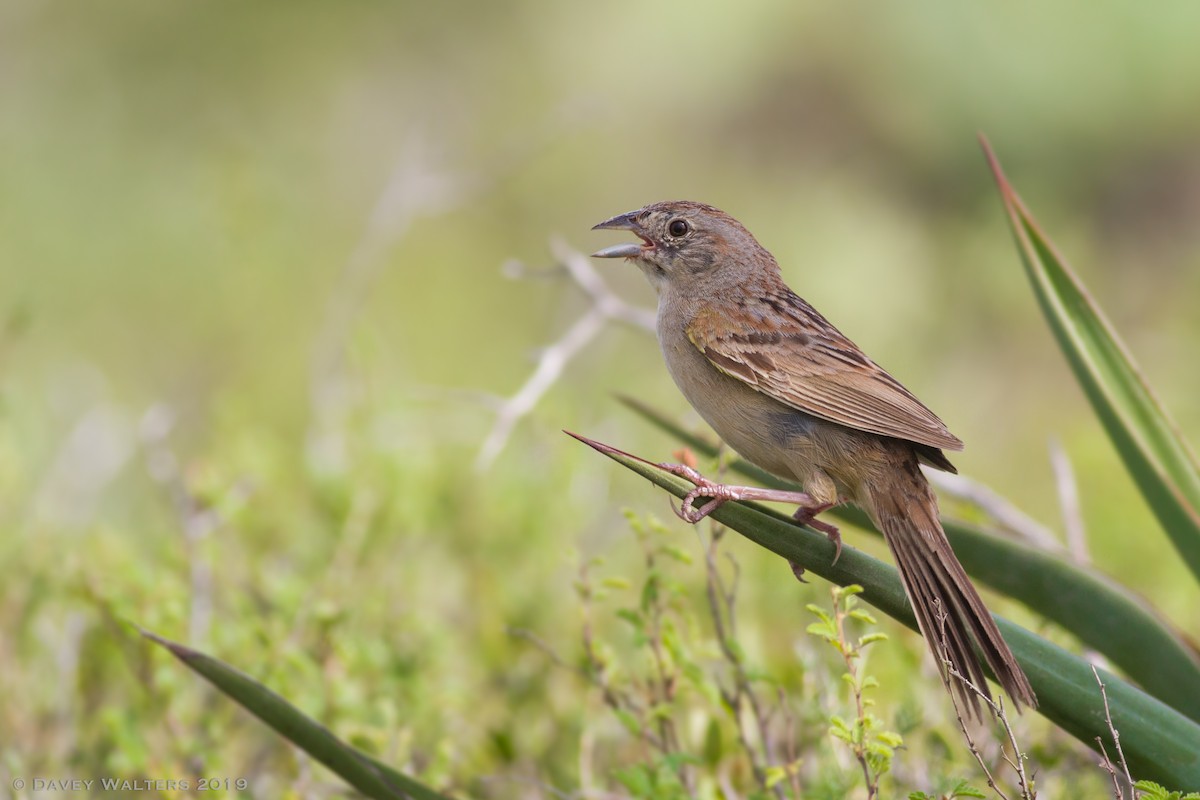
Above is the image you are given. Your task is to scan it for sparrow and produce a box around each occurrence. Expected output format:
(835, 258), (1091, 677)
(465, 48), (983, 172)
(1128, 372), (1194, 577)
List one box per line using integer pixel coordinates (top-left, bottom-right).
(592, 200), (1036, 714)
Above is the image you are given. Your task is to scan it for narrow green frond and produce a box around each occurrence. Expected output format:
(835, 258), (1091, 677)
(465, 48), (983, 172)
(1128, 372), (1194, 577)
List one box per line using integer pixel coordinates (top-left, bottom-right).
(141, 630), (451, 800)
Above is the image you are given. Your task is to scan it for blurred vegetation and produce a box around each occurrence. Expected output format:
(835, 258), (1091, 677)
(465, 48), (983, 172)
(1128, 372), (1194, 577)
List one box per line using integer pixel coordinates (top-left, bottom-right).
(3, 1), (1199, 797)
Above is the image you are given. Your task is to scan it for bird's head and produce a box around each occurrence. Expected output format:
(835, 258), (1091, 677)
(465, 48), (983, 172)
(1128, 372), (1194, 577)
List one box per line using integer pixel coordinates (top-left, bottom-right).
(591, 200), (777, 294)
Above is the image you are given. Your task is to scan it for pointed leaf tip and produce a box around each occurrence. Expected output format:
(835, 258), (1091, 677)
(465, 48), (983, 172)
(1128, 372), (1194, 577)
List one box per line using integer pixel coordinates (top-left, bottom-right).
(564, 430), (657, 467)
(979, 136), (1015, 200)
(139, 628), (199, 661)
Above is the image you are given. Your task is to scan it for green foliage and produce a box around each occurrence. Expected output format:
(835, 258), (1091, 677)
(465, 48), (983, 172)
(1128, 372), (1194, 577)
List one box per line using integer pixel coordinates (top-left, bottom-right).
(613, 754), (699, 800)
(563, 512), (1043, 798)
(570, 510), (812, 797)
(1135, 780), (1200, 800)
(807, 585), (905, 797)
(908, 780), (988, 800)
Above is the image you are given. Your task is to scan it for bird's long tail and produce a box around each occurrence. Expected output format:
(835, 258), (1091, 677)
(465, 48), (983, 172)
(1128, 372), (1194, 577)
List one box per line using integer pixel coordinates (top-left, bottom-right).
(866, 456), (1037, 717)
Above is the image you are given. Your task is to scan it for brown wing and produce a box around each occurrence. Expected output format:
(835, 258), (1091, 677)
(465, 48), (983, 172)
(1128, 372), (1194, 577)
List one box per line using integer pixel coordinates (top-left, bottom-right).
(685, 294), (964, 452)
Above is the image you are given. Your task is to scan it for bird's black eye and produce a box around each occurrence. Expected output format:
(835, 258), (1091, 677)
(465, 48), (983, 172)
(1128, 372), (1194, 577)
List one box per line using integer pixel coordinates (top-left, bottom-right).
(668, 219), (690, 237)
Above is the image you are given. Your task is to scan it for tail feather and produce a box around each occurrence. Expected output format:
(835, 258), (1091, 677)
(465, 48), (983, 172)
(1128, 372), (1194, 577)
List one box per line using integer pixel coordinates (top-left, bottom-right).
(868, 459), (1037, 717)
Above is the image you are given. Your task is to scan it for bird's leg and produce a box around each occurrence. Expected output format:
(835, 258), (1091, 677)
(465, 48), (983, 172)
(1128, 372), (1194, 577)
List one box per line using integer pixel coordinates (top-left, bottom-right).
(792, 503), (841, 564)
(653, 461), (825, 525)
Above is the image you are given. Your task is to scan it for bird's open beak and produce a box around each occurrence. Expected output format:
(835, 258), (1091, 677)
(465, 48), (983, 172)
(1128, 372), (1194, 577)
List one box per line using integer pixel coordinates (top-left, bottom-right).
(591, 210), (649, 259)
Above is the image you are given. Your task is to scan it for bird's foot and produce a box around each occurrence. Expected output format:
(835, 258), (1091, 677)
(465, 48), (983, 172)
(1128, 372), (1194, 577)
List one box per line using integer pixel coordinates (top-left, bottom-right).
(653, 462), (824, 525)
(792, 503), (841, 564)
(654, 462), (743, 523)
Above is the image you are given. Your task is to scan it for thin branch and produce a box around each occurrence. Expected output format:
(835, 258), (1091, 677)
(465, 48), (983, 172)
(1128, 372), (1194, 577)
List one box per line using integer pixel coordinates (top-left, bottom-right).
(1092, 665), (1134, 797)
(550, 239), (656, 331)
(476, 306), (608, 470)
(937, 607), (1036, 800)
(508, 627), (585, 677)
(832, 590), (879, 800)
(475, 240), (654, 470)
(1096, 737), (1125, 800)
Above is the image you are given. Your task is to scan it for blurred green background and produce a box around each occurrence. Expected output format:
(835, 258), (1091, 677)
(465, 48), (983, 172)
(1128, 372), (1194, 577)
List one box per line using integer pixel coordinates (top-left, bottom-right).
(3, 1), (1199, 796)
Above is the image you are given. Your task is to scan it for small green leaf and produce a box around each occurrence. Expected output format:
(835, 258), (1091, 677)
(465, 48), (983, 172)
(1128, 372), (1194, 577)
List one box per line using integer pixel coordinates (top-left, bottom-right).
(661, 752), (701, 770)
(615, 608), (643, 630)
(613, 765), (652, 795)
(805, 621), (836, 642)
(876, 730), (903, 748)
(1134, 781), (1168, 799)
(661, 544), (694, 564)
(647, 702), (674, 721)
(614, 708), (643, 737)
(849, 609), (878, 625)
(950, 780), (988, 799)
(765, 761), (801, 790)
(764, 766), (788, 789)
(640, 573), (660, 611)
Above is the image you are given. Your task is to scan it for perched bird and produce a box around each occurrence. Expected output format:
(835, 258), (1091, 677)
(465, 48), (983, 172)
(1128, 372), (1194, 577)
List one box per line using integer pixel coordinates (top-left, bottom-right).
(592, 200), (1036, 715)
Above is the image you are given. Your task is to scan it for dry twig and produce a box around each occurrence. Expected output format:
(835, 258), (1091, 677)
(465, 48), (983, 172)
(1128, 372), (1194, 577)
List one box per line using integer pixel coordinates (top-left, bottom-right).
(475, 239), (654, 470)
(937, 608), (1036, 800)
(1092, 665), (1134, 799)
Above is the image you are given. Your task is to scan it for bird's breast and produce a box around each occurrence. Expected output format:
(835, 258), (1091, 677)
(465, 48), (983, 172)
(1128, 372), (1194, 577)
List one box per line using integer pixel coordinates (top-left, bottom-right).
(656, 309), (818, 479)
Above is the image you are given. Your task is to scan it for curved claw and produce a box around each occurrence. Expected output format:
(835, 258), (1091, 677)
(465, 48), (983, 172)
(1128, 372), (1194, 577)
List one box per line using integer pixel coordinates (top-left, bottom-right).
(676, 489), (726, 523)
(793, 504), (842, 565)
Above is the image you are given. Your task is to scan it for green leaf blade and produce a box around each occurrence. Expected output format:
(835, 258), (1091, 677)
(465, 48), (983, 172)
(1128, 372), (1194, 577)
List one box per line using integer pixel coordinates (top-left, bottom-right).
(141, 630), (451, 800)
(981, 137), (1200, 583)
